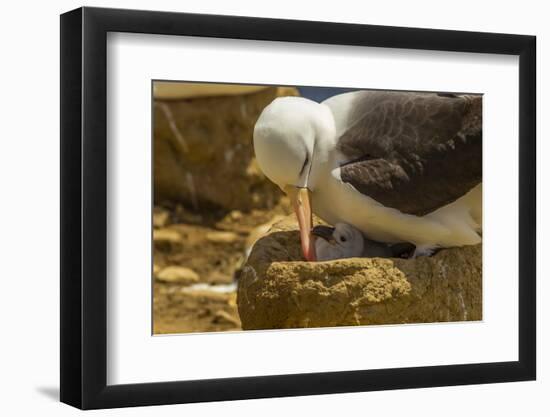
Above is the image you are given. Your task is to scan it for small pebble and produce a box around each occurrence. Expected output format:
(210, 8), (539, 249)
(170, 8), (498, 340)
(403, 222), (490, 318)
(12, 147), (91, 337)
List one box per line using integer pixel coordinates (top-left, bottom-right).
(153, 209), (170, 228)
(213, 310), (240, 326)
(153, 229), (182, 243)
(206, 231), (239, 244)
(156, 266), (200, 284)
(229, 210), (243, 221)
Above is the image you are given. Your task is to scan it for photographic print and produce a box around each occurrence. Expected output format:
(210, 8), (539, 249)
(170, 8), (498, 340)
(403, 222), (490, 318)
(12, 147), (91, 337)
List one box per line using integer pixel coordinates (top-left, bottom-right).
(152, 81), (482, 334)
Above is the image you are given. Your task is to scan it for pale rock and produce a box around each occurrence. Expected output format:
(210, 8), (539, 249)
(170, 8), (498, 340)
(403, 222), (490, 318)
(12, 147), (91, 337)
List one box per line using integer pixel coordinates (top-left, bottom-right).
(156, 266), (200, 284)
(229, 210), (243, 221)
(153, 228), (181, 243)
(206, 231), (240, 244)
(153, 228), (182, 251)
(153, 207), (170, 228)
(245, 214), (286, 256)
(212, 310), (241, 327)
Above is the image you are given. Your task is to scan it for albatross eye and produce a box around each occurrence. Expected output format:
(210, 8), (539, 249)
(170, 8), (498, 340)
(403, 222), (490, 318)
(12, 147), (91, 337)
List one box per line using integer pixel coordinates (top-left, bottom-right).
(340, 236), (347, 243)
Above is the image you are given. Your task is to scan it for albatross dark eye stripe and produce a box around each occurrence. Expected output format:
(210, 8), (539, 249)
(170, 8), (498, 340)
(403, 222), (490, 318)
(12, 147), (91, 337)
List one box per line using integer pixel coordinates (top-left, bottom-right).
(299, 154), (309, 176)
(303, 141), (316, 188)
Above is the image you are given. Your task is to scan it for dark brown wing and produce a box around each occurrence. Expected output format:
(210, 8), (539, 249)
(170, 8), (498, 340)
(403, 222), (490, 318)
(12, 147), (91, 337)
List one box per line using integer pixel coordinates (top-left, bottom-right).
(337, 91), (482, 216)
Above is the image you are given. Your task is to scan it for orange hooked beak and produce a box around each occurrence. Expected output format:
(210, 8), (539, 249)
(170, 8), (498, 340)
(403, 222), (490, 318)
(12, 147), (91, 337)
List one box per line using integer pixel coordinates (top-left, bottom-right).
(286, 186), (316, 261)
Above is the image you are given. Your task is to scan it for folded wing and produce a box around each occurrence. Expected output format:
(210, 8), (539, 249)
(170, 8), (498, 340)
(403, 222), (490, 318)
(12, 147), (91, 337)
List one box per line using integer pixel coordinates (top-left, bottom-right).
(335, 91), (482, 216)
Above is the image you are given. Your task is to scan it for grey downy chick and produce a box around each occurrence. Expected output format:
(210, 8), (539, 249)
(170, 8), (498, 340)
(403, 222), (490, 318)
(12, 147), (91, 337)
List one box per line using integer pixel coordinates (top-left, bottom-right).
(312, 223), (415, 261)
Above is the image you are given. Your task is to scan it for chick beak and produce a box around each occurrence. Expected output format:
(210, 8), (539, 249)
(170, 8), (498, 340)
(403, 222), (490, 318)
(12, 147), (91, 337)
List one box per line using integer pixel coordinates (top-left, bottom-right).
(311, 225), (336, 244)
(286, 186), (316, 261)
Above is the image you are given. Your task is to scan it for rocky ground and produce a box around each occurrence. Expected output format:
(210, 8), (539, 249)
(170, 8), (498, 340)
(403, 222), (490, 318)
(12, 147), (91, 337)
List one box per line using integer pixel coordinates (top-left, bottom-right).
(153, 199), (291, 334)
(152, 84), (298, 334)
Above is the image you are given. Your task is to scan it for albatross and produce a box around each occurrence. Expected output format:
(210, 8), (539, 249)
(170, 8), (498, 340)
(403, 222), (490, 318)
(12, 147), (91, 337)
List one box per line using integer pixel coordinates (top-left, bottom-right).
(253, 90), (482, 261)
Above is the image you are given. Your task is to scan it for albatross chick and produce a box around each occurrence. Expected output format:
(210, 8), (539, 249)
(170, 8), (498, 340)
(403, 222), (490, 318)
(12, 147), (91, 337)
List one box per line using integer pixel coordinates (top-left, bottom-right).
(312, 223), (416, 261)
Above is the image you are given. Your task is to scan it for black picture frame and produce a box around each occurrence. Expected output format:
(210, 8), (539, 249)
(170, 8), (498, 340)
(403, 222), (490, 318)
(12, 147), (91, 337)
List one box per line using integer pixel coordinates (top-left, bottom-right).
(60, 6), (536, 410)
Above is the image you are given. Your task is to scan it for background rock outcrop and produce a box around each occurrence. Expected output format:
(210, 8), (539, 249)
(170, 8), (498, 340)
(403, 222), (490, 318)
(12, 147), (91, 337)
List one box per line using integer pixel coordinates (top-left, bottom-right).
(154, 85), (299, 211)
(152, 82), (296, 334)
(237, 216), (482, 330)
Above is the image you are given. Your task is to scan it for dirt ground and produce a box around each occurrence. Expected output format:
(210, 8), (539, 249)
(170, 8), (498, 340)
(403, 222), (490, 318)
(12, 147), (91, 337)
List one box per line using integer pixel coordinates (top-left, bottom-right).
(153, 199), (291, 334)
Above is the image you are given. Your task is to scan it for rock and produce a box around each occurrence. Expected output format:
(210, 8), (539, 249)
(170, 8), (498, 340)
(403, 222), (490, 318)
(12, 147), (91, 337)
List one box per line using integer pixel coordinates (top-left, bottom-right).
(156, 266), (200, 284)
(237, 216), (482, 330)
(154, 283), (240, 334)
(173, 204), (203, 224)
(153, 228), (182, 251)
(229, 210), (243, 221)
(206, 231), (240, 244)
(154, 86), (299, 211)
(153, 207), (170, 228)
(153, 228), (181, 243)
(212, 310), (241, 327)
(245, 214), (286, 256)
(154, 82), (268, 100)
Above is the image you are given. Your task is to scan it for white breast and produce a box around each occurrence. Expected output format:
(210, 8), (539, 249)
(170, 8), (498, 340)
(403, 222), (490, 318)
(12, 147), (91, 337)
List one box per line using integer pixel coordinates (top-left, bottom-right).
(312, 166), (482, 247)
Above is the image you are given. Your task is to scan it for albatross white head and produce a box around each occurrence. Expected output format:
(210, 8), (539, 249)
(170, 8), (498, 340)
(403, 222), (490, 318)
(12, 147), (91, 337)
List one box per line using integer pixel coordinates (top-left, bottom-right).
(253, 96), (336, 261)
